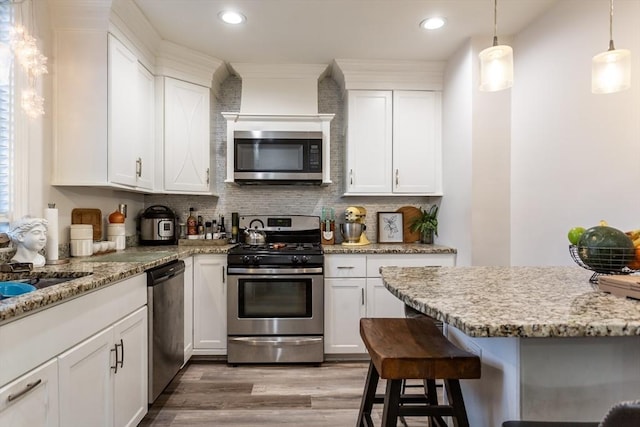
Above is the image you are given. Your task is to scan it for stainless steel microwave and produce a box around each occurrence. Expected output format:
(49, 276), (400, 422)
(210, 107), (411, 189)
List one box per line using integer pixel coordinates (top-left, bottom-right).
(234, 131), (323, 184)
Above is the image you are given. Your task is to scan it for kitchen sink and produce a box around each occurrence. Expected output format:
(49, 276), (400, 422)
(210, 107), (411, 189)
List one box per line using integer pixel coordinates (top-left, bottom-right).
(0, 273), (93, 299)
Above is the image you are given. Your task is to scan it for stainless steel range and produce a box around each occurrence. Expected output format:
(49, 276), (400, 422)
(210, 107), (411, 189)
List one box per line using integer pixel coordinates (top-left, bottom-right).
(227, 215), (324, 364)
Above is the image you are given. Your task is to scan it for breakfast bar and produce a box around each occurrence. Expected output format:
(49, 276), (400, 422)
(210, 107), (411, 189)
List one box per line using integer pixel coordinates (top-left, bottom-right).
(379, 266), (640, 426)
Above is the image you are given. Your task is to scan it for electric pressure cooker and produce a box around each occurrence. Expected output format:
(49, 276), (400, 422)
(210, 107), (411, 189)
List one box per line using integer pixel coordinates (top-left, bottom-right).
(139, 205), (177, 245)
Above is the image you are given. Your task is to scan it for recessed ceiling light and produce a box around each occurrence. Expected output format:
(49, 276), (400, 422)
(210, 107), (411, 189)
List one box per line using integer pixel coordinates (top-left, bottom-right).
(420, 17), (446, 30)
(219, 10), (246, 25)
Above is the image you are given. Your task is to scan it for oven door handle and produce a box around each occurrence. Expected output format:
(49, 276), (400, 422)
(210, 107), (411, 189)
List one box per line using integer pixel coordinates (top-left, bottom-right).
(227, 267), (323, 275)
(228, 336), (323, 346)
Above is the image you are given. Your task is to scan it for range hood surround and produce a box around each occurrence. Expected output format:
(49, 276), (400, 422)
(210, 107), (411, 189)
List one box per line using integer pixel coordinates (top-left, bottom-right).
(223, 63), (334, 185)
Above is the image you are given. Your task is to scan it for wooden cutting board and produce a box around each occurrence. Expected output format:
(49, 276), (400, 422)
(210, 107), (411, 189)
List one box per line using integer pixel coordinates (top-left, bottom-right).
(71, 208), (102, 241)
(396, 206), (421, 243)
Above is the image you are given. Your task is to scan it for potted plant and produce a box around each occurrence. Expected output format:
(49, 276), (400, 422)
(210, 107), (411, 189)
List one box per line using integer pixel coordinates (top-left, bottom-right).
(410, 205), (438, 244)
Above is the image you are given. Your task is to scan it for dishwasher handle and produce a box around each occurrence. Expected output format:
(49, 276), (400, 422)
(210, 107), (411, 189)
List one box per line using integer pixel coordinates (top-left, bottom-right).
(147, 260), (185, 286)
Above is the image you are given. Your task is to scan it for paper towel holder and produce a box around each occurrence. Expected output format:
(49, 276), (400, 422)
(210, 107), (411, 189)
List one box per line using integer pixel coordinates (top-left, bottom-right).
(45, 202), (70, 265)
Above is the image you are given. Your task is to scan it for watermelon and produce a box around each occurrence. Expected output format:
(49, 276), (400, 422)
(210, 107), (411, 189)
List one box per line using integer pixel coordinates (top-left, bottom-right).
(577, 225), (635, 272)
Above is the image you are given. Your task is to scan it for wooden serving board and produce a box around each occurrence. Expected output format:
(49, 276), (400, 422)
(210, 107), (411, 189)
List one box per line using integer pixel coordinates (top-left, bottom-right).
(71, 208), (102, 241)
(396, 206), (421, 243)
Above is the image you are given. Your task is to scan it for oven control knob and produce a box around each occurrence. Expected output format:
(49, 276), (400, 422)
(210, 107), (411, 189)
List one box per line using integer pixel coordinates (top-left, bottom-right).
(300, 256), (309, 264)
(291, 256), (299, 264)
(242, 255), (252, 264)
(252, 256), (261, 265)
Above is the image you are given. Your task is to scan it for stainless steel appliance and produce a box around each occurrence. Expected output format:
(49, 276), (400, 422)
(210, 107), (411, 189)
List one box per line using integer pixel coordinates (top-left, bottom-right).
(140, 205), (177, 245)
(233, 131), (324, 184)
(227, 215), (324, 363)
(147, 260), (185, 403)
(340, 206), (370, 246)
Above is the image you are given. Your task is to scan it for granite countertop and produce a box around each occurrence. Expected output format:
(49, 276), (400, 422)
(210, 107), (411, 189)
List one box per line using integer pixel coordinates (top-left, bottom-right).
(380, 266), (640, 338)
(322, 243), (456, 254)
(0, 244), (235, 324)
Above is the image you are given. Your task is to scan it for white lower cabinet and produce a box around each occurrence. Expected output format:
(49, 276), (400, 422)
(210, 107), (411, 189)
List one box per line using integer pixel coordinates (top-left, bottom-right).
(58, 307), (148, 427)
(0, 359), (59, 427)
(183, 256), (194, 364)
(193, 254), (227, 354)
(324, 253), (456, 354)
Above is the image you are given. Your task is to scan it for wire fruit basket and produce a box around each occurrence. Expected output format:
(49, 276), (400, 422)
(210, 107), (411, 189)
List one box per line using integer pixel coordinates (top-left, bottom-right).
(569, 244), (638, 283)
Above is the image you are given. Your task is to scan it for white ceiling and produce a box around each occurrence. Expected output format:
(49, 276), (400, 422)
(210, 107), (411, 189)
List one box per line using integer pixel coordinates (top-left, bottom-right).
(133, 0), (559, 65)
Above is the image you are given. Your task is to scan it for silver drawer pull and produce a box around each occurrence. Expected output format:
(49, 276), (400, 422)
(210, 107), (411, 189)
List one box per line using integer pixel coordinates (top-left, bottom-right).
(7, 379), (42, 402)
(336, 266), (355, 269)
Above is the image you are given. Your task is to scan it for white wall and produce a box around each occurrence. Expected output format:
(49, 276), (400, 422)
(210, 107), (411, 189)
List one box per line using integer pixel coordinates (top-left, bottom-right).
(441, 41), (473, 266)
(511, 0), (640, 266)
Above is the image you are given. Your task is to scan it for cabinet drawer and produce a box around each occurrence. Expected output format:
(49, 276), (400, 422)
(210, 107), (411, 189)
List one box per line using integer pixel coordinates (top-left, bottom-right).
(325, 255), (367, 278)
(367, 254), (455, 277)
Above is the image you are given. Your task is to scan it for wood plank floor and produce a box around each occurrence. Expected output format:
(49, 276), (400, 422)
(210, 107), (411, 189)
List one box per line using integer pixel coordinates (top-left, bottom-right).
(139, 360), (432, 426)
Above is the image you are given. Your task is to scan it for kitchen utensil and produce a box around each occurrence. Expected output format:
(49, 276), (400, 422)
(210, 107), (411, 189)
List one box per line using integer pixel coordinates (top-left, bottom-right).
(71, 208), (102, 241)
(244, 227), (266, 245)
(0, 282), (36, 298)
(396, 206), (422, 243)
(341, 206), (370, 245)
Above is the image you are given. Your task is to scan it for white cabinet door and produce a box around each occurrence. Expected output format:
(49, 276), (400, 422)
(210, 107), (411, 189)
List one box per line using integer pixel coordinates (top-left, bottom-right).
(324, 278), (367, 354)
(393, 91), (442, 194)
(193, 255), (227, 352)
(0, 359), (59, 427)
(113, 307), (147, 427)
(366, 277), (405, 318)
(134, 63), (155, 191)
(58, 327), (113, 427)
(345, 90), (392, 194)
(183, 256), (194, 364)
(163, 77), (211, 193)
(108, 34), (139, 188)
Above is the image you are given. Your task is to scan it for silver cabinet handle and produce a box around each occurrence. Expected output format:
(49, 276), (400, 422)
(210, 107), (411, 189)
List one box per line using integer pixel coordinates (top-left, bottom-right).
(111, 345), (118, 373)
(136, 158), (142, 178)
(350, 169), (353, 185)
(361, 288), (365, 305)
(337, 266), (355, 269)
(7, 379), (42, 402)
(222, 267), (226, 284)
(206, 168), (210, 185)
(395, 169), (399, 186)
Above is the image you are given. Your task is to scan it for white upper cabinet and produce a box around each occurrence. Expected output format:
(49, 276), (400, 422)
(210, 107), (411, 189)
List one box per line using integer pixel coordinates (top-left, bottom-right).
(107, 35), (155, 191)
(49, 2), (226, 195)
(392, 90), (442, 194)
(344, 89), (442, 196)
(161, 77), (212, 194)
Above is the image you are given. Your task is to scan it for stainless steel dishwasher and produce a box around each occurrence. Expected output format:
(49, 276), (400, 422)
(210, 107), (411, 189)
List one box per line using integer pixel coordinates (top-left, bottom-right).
(147, 259), (185, 404)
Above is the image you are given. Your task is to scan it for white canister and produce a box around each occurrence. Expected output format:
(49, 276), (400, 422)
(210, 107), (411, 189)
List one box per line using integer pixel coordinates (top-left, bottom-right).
(70, 224), (93, 240)
(107, 224), (126, 250)
(70, 239), (93, 257)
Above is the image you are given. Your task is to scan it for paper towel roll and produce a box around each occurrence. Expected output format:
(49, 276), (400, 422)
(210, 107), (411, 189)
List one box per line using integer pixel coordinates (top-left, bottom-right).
(44, 207), (59, 261)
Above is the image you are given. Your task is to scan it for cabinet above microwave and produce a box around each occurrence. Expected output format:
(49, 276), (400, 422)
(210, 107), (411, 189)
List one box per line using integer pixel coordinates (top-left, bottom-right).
(222, 113), (334, 185)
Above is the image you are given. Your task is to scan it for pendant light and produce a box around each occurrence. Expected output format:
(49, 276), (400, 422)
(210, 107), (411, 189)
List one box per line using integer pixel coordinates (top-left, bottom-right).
(479, 0), (513, 92)
(592, 0), (630, 94)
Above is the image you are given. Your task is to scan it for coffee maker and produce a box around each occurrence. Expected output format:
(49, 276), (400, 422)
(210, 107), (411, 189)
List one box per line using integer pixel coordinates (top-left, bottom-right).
(340, 206), (370, 246)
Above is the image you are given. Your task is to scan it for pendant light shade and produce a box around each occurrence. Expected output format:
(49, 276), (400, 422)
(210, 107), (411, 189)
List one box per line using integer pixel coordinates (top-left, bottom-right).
(592, 0), (631, 94)
(479, 0), (513, 92)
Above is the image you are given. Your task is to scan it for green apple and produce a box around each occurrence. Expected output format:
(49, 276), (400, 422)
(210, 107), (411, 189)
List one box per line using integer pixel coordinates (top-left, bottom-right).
(568, 226), (586, 245)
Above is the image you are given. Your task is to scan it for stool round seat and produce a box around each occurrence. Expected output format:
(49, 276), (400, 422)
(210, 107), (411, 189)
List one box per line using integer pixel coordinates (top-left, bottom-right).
(357, 317), (481, 427)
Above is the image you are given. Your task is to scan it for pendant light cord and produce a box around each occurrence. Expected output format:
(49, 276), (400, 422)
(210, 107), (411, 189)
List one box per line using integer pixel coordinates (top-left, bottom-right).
(608, 0), (615, 51)
(492, 0), (499, 47)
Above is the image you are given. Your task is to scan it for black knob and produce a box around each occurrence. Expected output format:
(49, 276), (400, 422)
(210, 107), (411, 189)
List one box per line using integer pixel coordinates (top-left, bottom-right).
(242, 255), (251, 264)
(291, 256), (299, 264)
(301, 256), (309, 264)
(252, 256), (261, 265)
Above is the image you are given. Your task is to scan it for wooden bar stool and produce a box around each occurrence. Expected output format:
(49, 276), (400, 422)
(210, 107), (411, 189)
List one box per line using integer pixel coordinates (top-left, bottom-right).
(357, 317), (481, 427)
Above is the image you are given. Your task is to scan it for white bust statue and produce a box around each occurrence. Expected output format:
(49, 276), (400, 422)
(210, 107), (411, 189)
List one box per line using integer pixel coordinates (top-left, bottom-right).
(7, 216), (48, 267)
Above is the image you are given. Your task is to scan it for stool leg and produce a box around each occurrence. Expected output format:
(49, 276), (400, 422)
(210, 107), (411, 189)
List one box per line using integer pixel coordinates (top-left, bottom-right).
(381, 379), (402, 427)
(357, 361), (379, 427)
(444, 379), (470, 427)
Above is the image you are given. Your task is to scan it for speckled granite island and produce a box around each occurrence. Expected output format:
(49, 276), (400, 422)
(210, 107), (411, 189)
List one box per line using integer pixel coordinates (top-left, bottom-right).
(380, 266), (640, 426)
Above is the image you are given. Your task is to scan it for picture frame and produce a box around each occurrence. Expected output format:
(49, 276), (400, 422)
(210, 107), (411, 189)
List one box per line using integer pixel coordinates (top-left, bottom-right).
(377, 212), (404, 243)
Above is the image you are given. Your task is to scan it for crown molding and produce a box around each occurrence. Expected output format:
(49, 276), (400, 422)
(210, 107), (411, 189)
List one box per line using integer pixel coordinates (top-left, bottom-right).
(48, 0), (113, 30)
(332, 59), (445, 94)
